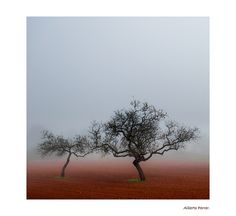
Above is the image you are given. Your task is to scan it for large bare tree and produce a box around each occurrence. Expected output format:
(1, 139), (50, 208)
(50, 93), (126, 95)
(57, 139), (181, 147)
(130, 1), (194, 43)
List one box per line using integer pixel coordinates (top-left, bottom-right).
(90, 100), (199, 181)
(38, 130), (91, 177)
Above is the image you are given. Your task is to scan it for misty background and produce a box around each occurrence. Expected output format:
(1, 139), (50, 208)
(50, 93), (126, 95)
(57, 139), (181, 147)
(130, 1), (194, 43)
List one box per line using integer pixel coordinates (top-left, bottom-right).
(27, 17), (209, 161)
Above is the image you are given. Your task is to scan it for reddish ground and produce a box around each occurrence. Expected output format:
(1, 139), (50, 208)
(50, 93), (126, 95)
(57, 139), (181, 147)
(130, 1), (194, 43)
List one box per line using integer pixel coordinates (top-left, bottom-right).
(27, 159), (209, 199)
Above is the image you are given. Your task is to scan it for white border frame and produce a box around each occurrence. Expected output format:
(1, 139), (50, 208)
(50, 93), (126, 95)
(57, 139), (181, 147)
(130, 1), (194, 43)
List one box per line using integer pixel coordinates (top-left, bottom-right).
(1, 0), (236, 215)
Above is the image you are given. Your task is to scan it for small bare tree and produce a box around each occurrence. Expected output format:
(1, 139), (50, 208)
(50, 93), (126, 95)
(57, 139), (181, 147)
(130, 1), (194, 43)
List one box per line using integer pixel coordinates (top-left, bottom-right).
(38, 130), (91, 177)
(90, 100), (199, 181)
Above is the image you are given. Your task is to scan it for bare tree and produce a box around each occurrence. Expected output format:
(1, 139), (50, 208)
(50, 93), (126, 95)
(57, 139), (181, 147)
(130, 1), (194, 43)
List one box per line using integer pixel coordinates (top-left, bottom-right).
(38, 130), (91, 177)
(89, 100), (199, 181)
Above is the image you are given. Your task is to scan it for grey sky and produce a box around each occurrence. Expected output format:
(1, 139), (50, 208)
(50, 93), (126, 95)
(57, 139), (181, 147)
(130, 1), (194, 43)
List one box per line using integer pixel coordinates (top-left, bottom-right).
(27, 17), (209, 160)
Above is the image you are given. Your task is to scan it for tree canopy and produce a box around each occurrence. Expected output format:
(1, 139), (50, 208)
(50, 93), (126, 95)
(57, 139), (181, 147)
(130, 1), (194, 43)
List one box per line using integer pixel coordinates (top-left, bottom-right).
(89, 100), (199, 181)
(38, 130), (91, 177)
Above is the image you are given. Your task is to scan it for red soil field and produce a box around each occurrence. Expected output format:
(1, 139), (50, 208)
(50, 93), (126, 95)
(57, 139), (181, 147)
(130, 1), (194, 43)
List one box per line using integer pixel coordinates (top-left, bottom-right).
(27, 159), (209, 199)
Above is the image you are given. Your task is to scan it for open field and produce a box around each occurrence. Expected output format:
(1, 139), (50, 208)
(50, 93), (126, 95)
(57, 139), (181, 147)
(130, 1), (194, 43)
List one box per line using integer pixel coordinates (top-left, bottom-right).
(27, 159), (209, 199)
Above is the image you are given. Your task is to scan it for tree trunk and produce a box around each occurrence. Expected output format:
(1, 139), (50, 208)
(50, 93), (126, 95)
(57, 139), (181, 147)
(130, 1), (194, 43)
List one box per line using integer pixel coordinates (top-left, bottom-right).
(133, 160), (146, 181)
(60, 152), (72, 177)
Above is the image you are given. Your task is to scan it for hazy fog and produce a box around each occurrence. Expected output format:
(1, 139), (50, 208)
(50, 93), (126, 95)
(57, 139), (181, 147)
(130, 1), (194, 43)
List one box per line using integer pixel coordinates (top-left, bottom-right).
(27, 17), (209, 161)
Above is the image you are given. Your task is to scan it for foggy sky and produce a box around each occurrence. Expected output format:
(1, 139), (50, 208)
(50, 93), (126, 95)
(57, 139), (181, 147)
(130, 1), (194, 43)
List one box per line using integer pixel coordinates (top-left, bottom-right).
(27, 17), (209, 160)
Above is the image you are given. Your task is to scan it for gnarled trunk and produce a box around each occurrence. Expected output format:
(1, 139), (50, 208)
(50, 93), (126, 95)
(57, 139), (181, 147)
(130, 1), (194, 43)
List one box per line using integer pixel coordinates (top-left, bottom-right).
(60, 152), (72, 177)
(133, 160), (145, 181)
